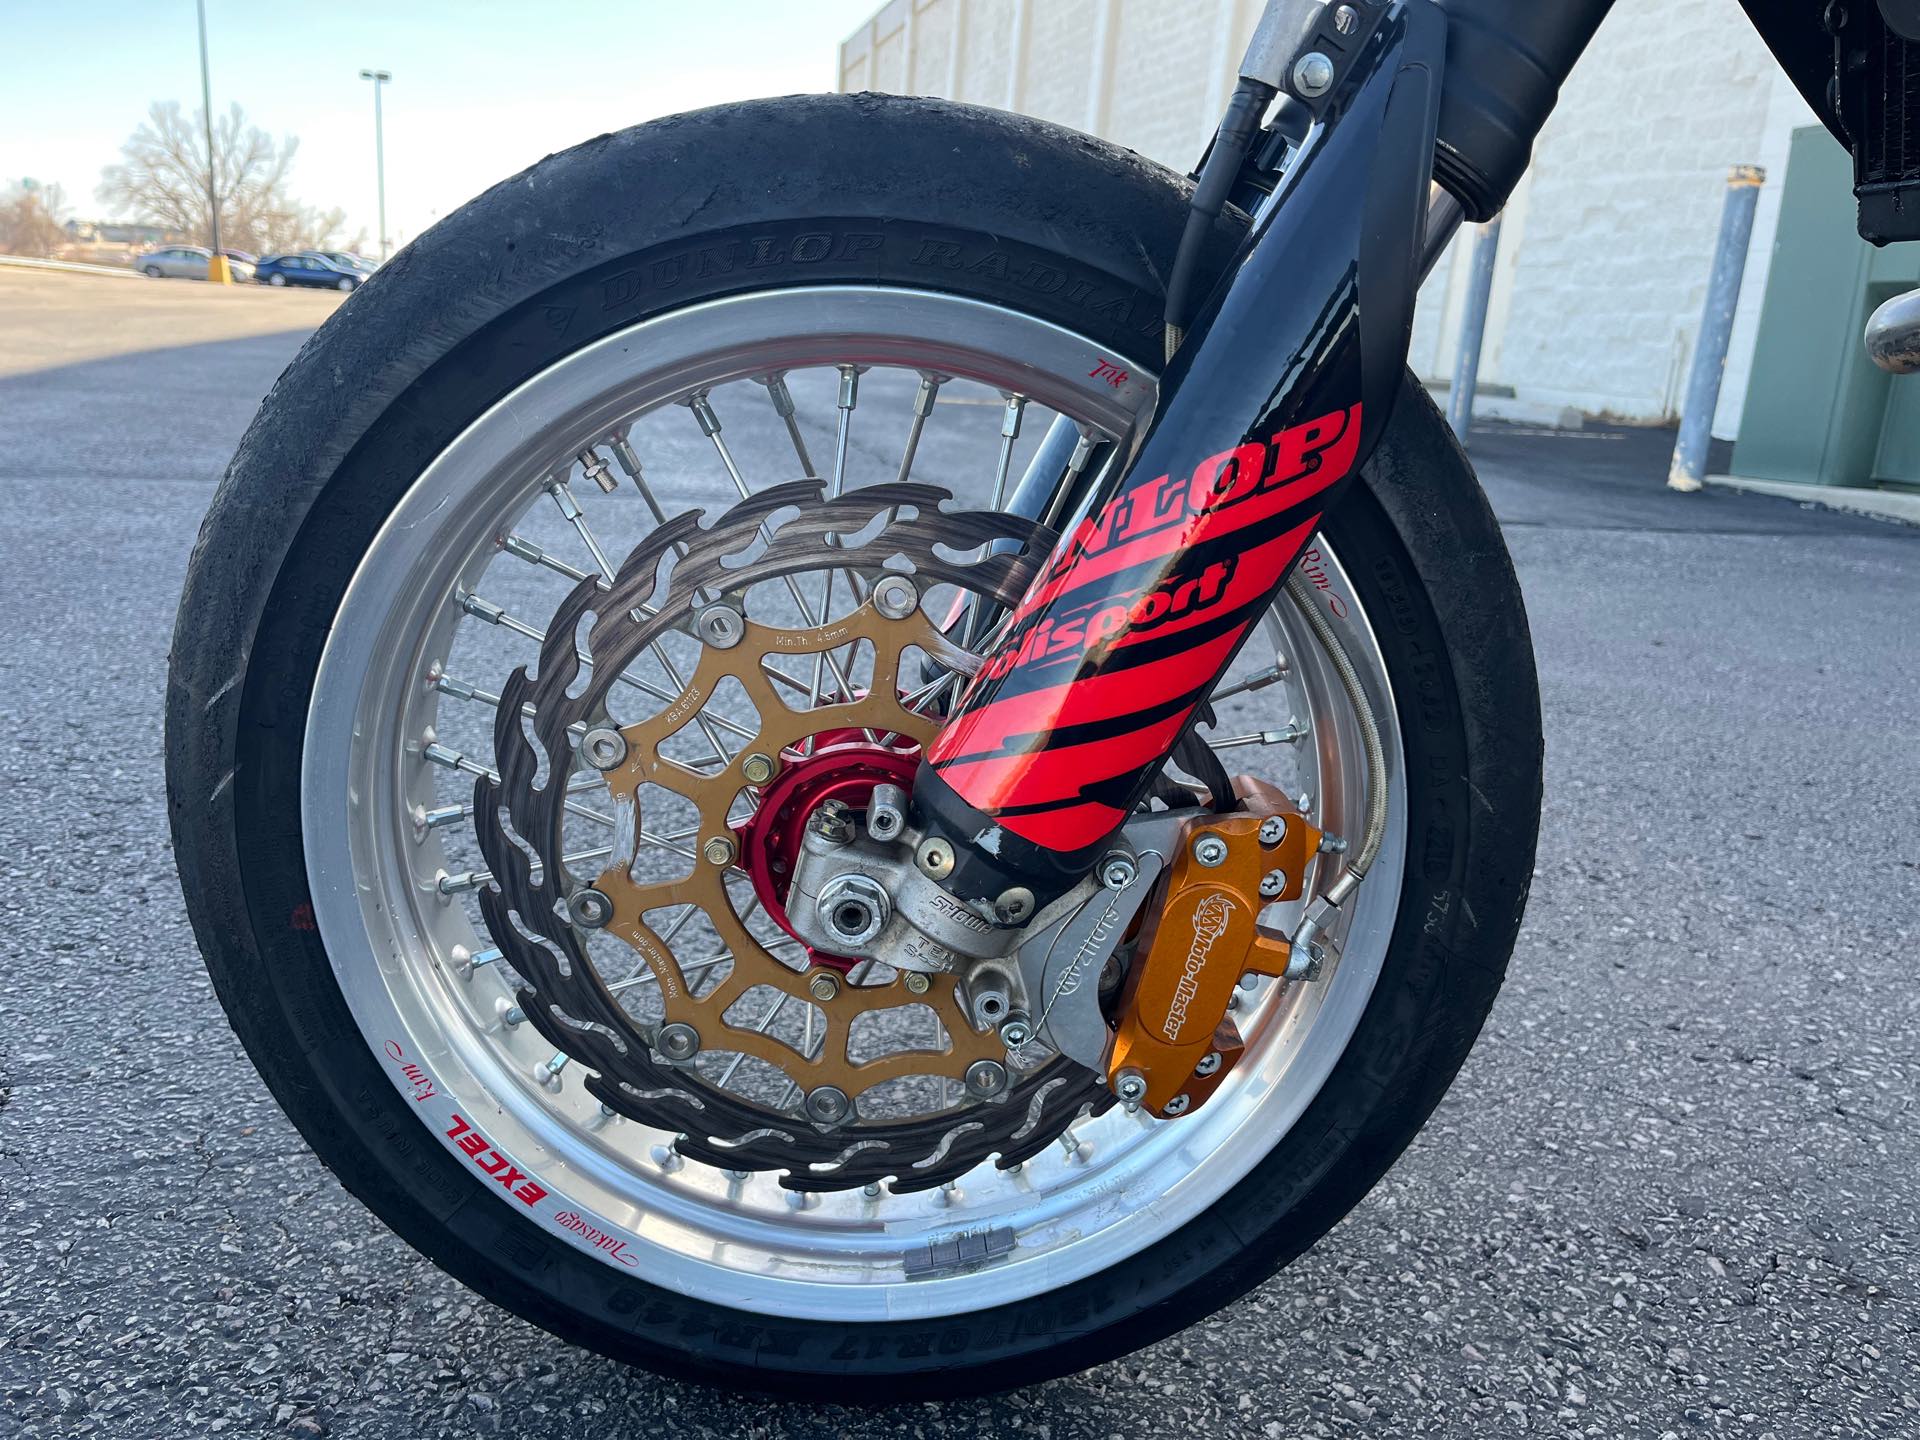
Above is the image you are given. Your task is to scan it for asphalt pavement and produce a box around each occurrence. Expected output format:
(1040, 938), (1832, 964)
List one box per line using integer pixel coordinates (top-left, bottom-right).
(2, 270), (1917, 1438)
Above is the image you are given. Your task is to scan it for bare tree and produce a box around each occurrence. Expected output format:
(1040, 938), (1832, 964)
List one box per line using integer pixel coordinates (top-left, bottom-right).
(0, 180), (69, 257)
(98, 101), (346, 255)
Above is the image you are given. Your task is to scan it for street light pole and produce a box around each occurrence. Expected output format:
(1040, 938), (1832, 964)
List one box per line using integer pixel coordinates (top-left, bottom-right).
(358, 68), (392, 260)
(195, 0), (229, 283)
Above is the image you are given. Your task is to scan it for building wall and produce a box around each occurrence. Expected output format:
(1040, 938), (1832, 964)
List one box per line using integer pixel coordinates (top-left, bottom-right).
(839, 0), (1818, 436)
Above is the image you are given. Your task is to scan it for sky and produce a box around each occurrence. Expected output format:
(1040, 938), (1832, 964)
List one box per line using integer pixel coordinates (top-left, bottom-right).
(2, 1), (881, 249)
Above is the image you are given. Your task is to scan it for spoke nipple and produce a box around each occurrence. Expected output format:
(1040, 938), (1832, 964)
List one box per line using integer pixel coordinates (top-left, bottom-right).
(933, 1181), (960, 1207)
(701, 835), (737, 868)
(861, 1182), (883, 1199)
(650, 1142), (683, 1173)
(740, 751), (777, 786)
(600, 1103), (618, 1119)
(457, 591), (506, 626)
(785, 1189), (819, 1210)
(687, 392), (722, 437)
(497, 998), (525, 1028)
(728, 1168), (752, 1183)
(806, 971), (840, 1004)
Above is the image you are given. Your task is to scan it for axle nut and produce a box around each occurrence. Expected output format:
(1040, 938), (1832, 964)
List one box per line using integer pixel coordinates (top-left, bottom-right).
(817, 873), (890, 948)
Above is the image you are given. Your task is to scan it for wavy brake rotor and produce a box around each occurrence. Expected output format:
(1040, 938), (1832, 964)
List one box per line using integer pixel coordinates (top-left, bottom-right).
(469, 482), (1114, 1191)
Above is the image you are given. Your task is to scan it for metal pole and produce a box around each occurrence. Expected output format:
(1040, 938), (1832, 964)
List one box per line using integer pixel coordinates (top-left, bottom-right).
(195, 0), (228, 282)
(360, 69), (392, 259)
(1446, 215), (1501, 442)
(1668, 165), (1765, 492)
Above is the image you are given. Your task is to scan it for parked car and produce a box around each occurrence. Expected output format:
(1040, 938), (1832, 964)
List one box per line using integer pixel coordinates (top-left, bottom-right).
(134, 245), (257, 282)
(317, 250), (378, 274)
(254, 252), (365, 291)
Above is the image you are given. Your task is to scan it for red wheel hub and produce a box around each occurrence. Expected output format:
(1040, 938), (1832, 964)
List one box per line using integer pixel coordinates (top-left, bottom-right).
(734, 735), (919, 971)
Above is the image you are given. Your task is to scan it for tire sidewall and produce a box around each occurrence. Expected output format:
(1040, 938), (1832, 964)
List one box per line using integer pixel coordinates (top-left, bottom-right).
(169, 98), (1539, 1399)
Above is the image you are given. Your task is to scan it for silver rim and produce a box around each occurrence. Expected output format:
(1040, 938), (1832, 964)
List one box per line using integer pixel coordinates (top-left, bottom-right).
(302, 286), (1407, 1322)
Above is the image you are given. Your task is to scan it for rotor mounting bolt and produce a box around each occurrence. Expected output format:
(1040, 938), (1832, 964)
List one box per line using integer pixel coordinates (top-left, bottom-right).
(1293, 50), (1336, 98)
(740, 751), (777, 786)
(1113, 1069), (1148, 1106)
(805, 1085), (852, 1126)
(902, 970), (932, 996)
(1099, 852), (1138, 890)
(916, 837), (955, 880)
(1194, 1051), (1223, 1077)
(567, 887), (614, 929)
(872, 574), (920, 620)
(1163, 1094), (1192, 1117)
(964, 1059), (1009, 1098)
(696, 602), (745, 649)
(702, 834), (737, 868)
(994, 886), (1035, 924)
(807, 971), (841, 1004)
(1258, 815), (1286, 847)
(1259, 870), (1287, 899)
(580, 726), (629, 771)
(1192, 834), (1230, 868)
(656, 1022), (701, 1062)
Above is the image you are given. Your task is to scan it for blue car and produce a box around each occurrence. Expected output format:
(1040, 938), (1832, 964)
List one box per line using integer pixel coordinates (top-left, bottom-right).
(256, 252), (364, 291)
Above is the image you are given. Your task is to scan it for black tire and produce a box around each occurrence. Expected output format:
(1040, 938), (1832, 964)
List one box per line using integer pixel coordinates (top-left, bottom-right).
(167, 94), (1541, 1399)
(143, 265), (162, 277)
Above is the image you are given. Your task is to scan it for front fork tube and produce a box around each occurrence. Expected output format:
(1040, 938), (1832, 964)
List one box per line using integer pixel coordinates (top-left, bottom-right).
(915, 3), (1446, 906)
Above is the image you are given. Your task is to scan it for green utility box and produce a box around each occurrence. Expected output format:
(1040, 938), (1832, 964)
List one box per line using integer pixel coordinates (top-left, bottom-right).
(1734, 126), (1920, 492)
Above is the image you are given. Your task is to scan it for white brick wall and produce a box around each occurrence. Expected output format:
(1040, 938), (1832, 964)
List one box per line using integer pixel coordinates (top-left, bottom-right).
(840, 0), (1808, 436)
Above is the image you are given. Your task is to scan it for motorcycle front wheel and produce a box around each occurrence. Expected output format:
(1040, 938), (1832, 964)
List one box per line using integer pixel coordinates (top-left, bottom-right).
(166, 94), (1541, 1398)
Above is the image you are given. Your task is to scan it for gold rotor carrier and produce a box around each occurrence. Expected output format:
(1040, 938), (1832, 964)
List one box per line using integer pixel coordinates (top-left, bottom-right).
(582, 595), (1004, 1102)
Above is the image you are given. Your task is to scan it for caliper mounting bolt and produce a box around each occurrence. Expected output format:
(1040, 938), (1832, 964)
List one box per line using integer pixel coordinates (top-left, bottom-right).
(1113, 1068), (1148, 1107)
(1192, 834), (1230, 868)
(1099, 852), (1138, 890)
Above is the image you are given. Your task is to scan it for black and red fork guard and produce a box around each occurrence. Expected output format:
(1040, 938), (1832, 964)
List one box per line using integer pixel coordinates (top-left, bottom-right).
(915, 2), (1446, 905)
